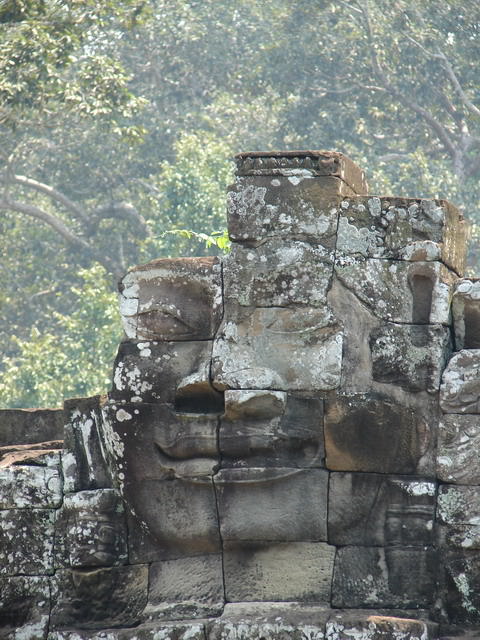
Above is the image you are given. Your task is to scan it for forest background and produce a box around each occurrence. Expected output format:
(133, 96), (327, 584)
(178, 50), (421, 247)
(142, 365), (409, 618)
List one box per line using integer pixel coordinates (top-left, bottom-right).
(1, 0), (479, 408)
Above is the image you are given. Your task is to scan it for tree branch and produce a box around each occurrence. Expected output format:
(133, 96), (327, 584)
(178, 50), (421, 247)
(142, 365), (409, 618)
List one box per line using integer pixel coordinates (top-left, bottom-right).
(9, 174), (91, 225)
(435, 48), (480, 119)
(93, 201), (153, 237)
(0, 197), (122, 277)
(405, 36), (480, 120)
(358, 0), (458, 161)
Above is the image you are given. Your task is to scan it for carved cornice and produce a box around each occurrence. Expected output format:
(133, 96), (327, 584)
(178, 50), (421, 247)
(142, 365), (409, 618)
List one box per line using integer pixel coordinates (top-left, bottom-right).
(235, 150), (368, 194)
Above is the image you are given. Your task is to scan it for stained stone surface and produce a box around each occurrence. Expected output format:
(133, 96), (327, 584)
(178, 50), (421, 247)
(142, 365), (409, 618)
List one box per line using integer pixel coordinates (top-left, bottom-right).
(437, 485), (480, 536)
(335, 259), (455, 325)
(216, 467), (328, 542)
(324, 394), (433, 474)
(336, 196), (466, 274)
(0, 576), (50, 639)
(0, 508), (54, 575)
(324, 610), (437, 640)
(0, 407), (64, 446)
(110, 339), (218, 406)
(144, 554), (224, 620)
(437, 415), (480, 484)
(0, 464), (62, 508)
(62, 396), (112, 493)
(436, 551), (480, 625)
(212, 307), (343, 391)
(51, 565), (149, 630)
(55, 489), (127, 568)
(370, 323), (451, 393)
(224, 542), (335, 602)
(223, 240), (334, 307)
(440, 350), (480, 413)
(452, 280), (480, 349)
(228, 178), (341, 247)
(328, 473), (436, 546)
(119, 257), (222, 341)
(220, 391), (324, 468)
(332, 546), (437, 609)
(48, 607), (441, 640)
(50, 623), (206, 640)
(207, 602), (335, 640)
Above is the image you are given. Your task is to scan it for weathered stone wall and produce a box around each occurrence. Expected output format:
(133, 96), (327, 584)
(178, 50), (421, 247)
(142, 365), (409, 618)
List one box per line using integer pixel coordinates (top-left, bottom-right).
(0, 150), (478, 639)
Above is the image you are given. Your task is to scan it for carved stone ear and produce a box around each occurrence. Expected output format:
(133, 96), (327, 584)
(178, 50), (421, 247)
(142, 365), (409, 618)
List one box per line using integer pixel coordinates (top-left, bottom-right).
(453, 279), (480, 349)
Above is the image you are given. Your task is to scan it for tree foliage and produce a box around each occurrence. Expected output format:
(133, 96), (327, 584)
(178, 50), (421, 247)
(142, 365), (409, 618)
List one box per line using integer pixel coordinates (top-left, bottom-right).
(1, 0), (479, 407)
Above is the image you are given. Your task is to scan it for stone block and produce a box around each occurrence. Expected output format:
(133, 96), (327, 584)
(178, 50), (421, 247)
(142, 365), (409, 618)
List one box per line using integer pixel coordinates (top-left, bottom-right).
(215, 467), (328, 542)
(110, 339), (221, 407)
(62, 396), (112, 493)
(223, 541), (335, 603)
(223, 240), (334, 307)
(324, 394), (433, 474)
(0, 407), (64, 446)
(220, 391), (324, 468)
(208, 602), (331, 640)
(212, 307), (342, 391)
(328, 473), (436, 546)
(234, 151), (367, 191)
(52, 622), (206, 640)
(0, 442), (61, 468)
(0, 576), (50, 639)
(437, 523), (480, 550)
(51, 565), (148, 630)
(437, 485), (480, 527)
(227, 177), (340, 247)
(126, 477), (221, 559)
(144, 554), (224, 620)
(0, 508), (54, 575)
(325, 610), (437, 640)
(119, 257), (222, 341)
(0, 464), (62, 509)
(370, 323), (451, 393)
(452, 279), (480, 349)
(437, 414), (480, 484)
(334, 258), (455, 325)
(55, 489), (127, 568)
(332, 546), (437, 609)
(436, 550), (480, 624)
(336, 196), (466, 274)
(440, 350), (480, 413)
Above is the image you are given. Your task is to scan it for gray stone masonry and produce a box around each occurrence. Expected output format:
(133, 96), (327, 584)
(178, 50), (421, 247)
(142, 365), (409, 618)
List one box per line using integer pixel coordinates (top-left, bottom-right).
(0, 150), (477, 639)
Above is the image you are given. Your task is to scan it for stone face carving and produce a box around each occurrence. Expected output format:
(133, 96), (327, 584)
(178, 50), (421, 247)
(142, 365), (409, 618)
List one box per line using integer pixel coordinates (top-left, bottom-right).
(119, 257), (222, 341)
(1, 149), (479, 639)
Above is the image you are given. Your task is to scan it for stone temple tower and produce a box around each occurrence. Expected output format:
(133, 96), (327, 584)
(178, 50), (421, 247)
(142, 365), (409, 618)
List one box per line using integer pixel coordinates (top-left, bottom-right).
(1, 151), (479, 639)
